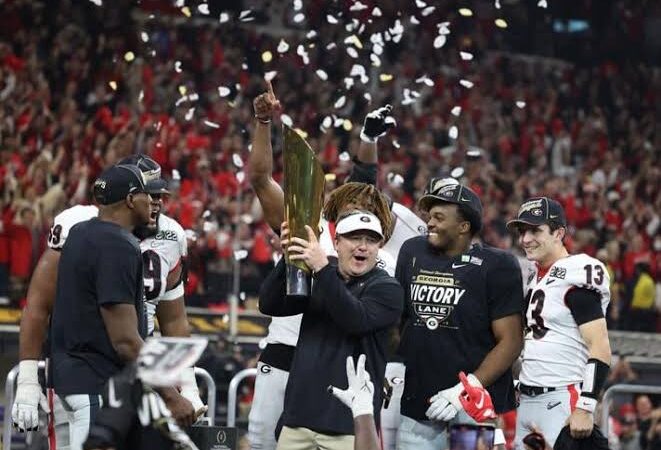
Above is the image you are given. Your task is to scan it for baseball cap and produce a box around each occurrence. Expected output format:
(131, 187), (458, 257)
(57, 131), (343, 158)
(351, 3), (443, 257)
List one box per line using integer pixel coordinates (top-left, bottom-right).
(93, 164), (149, 205)
(506, 197), (567, 231)
(418, 178), (483, 232)
(118, 154), (169, 195)
(335, 211), (384, 239)
(553, 425), (609, 450)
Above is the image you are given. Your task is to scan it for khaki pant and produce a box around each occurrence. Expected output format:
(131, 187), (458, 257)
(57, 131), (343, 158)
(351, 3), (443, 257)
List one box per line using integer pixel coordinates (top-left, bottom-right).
(277, 426), (354, 450)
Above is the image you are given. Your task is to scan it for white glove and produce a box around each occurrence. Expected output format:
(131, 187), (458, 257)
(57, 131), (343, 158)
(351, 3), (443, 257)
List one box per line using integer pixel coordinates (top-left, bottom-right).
(425, 373), (481, 422)
(12, 360), (49, 431)
(179, 367), (208, 419)
(328, 354), (374, 418)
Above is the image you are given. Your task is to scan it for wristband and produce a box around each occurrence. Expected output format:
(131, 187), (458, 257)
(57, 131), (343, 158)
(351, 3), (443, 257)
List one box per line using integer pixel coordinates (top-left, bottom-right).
(577, 358), (609, 413)
(18, 360), (40, 385)
(359, 129), (378, 144)
(255, 116), (271, 124)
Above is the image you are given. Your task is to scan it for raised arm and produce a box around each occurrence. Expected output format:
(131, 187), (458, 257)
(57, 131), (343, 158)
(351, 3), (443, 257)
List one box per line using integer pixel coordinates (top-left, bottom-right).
(347, 105), (396, 185)
(249, 80), (285, 230)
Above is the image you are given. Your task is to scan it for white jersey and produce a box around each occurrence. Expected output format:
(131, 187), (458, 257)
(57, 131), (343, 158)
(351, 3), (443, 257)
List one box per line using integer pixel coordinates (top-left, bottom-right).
(264, 206), (426, 347)
(140, 214), (188, 334)
(519, 253), (610, 387)
(49, 206), (186, 335)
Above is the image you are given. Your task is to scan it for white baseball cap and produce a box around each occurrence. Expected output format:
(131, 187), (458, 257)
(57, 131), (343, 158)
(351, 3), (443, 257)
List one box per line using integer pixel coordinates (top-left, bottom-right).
(335, 211), (383, 239)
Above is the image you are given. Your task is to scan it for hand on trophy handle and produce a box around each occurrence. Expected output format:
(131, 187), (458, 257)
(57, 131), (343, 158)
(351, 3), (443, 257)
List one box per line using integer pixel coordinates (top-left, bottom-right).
(287, 225), (329, 273)
(253, 80), (281, 123)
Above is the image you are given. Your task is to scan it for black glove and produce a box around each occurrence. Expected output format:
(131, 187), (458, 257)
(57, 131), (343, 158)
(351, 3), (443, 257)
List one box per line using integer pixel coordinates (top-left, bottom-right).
(360, 104), (396, 143)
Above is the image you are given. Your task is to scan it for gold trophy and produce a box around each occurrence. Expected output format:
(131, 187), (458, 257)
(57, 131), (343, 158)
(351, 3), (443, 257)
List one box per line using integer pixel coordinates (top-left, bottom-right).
(283, 125), (325, 296)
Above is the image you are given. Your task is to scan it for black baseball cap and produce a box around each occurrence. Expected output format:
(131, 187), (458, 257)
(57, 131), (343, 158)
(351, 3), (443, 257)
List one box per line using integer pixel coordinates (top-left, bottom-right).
(118, 154), (169, 195)
(93, 164), (149, 205)
(506, 197), (567, 231)
(418, 178), (483, 233)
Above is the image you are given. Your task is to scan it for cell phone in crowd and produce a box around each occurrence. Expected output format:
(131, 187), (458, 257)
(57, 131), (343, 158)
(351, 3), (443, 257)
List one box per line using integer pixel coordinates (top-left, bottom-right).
(450, 424), (495, 450)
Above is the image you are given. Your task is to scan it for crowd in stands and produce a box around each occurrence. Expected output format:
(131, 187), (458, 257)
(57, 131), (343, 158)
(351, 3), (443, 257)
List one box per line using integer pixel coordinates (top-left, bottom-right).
(0, 0), (659, 341)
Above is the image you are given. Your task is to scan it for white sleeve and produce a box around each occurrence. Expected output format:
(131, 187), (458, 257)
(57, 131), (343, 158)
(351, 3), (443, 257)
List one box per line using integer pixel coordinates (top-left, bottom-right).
(48, 205), (98, 250)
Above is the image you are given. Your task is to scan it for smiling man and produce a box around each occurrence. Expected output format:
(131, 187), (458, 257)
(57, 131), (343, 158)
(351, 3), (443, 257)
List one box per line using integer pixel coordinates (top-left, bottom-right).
(259, 210), (403, 450)
(507, 197), (611, 448)
(395, 179), (524, 450)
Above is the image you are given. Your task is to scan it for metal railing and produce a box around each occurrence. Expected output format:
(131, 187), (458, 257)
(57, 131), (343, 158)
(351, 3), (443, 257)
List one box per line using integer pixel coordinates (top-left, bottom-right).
(3, 363), (216, 450)
(600, 383), (661, 433)
(226, 368), (257, 427)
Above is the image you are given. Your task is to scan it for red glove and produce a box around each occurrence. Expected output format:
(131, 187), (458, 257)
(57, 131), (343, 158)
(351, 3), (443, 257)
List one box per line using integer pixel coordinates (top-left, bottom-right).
(458, 371), (497, 423)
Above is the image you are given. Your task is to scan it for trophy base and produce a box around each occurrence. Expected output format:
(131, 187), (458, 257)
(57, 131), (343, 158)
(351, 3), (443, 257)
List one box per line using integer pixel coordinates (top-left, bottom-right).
(286, 264), (311, 297)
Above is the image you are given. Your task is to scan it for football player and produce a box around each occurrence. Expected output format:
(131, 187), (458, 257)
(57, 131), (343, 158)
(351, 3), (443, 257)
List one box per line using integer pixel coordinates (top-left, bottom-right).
(507, 197), (611, 448)
(12, 156), (203, 449)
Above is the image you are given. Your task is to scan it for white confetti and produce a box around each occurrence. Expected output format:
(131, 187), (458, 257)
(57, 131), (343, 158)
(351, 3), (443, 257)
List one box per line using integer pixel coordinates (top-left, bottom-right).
(204, 120), (220, 129)
(372, 43), (383, 55)
(415, 75), (434, 86)
(346, 47), (359, 58)
(339, 151), (351, 162)
(234, 83), (241, 92)
(451, 106), (462, 116)
(234, 250), (248, 261)
(242, 63), (248, 70)
(363, 93), (372, 102)
(185, 107), (195, 121)
(293, 13), (305, 23)
(306, 30), (317, 39)
(293, 0), (303, 11)
(327, 14), (338, 24)
(316, 69), (328, 80)
(140, 32), (149, 42)
(218, 86), (231, 97)
(344, 77), (355, 89)
(198, 4), (210, 15)
(264, 71), (278, 81)
(516, 101), (526, 108)
(296, 45), (310, 64)
(537, 0), (547, 8)
(449, 125), (458, 139)
(415, 0), (426, 7)
(422, 6), (435, 16)
(322, 116), (333, 128)
(232, 154), (244, 168)
(239, 10), (254, 21)
(370, 32), (384, 45)
(334, 96), (347, 109)
(326, 42), (337, 50)
(344, 34), (363, 49)
(459, 79), (474, 88)
(175, 0), (184, 7)
(350, 64), (366, 77)
(460, 51), (474, 61)
(387, 173), (404, 186)
(138, 90), (144, 102)
(280, 114), (293, 127)
(349, 1), (368, 11)
(219, 12), (229, 23)
(410, 16), (420, 25)
(277, 39), (290, 53)
(393, 140), (401, 148)
(89, 0), (102, 5)
(438, 22), (451, 35)
(495, 0), (501, 9)
(372, 7), (382, 17)
(174, 61), (182, 73)
(370, 53), (381, 67)
(334, 116), (345, 127)
(189, 93), (199, 101)
(433, 35), (447, 48)
(390, 19), (404, 36)
(236, 171), (245, 184)
(175, 96), (187, 107)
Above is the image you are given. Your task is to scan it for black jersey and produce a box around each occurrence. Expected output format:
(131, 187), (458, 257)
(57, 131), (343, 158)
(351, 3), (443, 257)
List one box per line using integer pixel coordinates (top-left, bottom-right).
(396, 237), (523, 420)
(51, 218), (147, 396)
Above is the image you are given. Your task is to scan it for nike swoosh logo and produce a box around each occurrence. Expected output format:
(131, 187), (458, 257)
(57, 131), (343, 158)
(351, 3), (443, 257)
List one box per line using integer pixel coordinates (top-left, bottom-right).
(452, 263), (468, 269)
(546, 279), (556, 284)
(108, 378), (123, 408)
(475, 392), (485, 409)
(547, 401), (561, 410)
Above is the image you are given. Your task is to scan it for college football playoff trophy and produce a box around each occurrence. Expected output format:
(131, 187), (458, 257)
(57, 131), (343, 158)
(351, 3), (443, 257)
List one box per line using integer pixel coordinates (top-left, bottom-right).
(283, 125), (325, 296)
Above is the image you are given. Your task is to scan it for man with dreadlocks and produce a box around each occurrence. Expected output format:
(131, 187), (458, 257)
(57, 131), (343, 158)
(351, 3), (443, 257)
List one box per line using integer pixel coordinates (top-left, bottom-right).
(248, 81), (425, 450)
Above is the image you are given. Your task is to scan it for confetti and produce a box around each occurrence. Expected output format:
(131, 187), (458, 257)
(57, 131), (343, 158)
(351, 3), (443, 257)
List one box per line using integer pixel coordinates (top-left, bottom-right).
(189, 93), (199, 101)
(393, 140), (401, 148)
(236, 172), (245, 184)
(327, 14), (338, 24)
(350, 64), (366, 77)
(344, 35), (363, 49)
(124, 51), (135, 62)
(280, 114), (293, 127)
(264, 71), (278, 81)
(458, 8), (473, 17)
(387, 173), (404, 186)
(89, 0), (102, 5)
(261, 51), (273, 63)
(346, 47), (359, 58)
(296, 45), (310, 64)
(495, 0), (501, 9)
(349, 2), (368, 12)
(460, 51), (474, 61)
(241, 63), (248, 70)
(438, 22), (451, 34)
(198, 4), (210, 15)
(293, 13), (305, 23)
(219, 12), (229, 23)
(204, 120), (220, 129)
(372, 43), (383, 55)
(449, 125), (458, 139)
(451, 106), (462, 116)
(294, 128), (308, 139)
(339, 151), (351, 162)
(234, 250), (248, 261)
(185, 107), (195, 121)
(495, 19), (508, 28)
(181, 7), (191, 17)
(422, 6), (435, 16)
(459, 79), (474, 88)
(416, 0), (426, 7)
(342, 119), (353, 131)
(370, 53), (381, 67)
(108, 81), (117, 91)
(415, 75), (434, 87)
(293, 0), (303, 11)
(322, 116), (333, 128)
(334, 96), (347, 109)
(316, 69), (328, 80)
(363, 93), (372, 102)
(239, 10), (253, 21)
(344, 77), (355, 89)
(326, 42), (337, 50)
(516, 101), (526, 108)
(138, 90), (144, 102)
(233, 154), (244, 167)
(410, 16), (420, 25)
(433, 35), (447, 48)
(372, 7), (382, 17)
(277, 39), (290, 53)
(218, 86), (231, 97)
(174, 61), (182, 72)
(140, 32), (149, 42)
(334, 116), (345, 127)
(380, 73), (393, 82)
(537, 0), (548, 8)
(306, 30), (317, 39)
